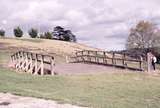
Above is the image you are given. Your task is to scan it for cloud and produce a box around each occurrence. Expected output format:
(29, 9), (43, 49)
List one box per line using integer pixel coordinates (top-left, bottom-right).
(0, 0), (160, 50)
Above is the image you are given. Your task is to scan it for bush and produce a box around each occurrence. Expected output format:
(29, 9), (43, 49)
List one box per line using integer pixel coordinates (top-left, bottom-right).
(28, 28), (38, 38)
(0, 29), (5, 37)
(13, 26), (23, 37)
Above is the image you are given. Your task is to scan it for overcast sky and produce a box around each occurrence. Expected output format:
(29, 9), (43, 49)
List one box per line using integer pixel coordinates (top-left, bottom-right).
(0, 0), (160, 50)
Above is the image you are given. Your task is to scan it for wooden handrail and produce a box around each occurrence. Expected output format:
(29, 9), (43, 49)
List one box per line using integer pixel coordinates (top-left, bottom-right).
(68, 50), (144, 71)
(11, 51), (56, 75)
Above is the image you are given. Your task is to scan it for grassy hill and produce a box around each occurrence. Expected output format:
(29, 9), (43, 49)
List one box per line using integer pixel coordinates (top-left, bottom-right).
(0, 37), (100, 56)
(0, 37), (160, 108)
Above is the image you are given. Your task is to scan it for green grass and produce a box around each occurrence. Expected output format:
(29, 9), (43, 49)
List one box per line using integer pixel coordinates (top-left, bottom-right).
(0, 68), (160, 108)
(1, 51), (160, 108)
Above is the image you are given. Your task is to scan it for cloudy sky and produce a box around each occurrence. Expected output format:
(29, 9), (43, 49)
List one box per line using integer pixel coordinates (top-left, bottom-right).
(0, 0), (160, 50)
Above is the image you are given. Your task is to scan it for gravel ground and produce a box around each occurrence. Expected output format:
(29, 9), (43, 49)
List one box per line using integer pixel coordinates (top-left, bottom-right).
(0, 93), (87, 108)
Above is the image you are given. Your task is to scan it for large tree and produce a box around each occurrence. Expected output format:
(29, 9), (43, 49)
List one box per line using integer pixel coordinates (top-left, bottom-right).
(126, 21), (160, 50)
(53, 26), (77, 42)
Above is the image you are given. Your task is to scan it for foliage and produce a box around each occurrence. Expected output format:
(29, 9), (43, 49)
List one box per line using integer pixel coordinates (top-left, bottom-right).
(126, 21), (160, 49)
(0, 29), (5, 37)
(28, 28), (38, 38)
(53, 26), (77, 42)
(13, 26), (23, 37)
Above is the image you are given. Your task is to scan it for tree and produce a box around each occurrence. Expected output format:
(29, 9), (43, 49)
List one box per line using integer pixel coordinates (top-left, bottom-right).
(53, 26), (65, 40)
(44, 32), (52, 39)
(126, 21), (159, 50)
(14, 26), (23, 37)
(0, 29), (5, 37)
(63, 30), (77, 42)
(53, 26), (77, 42)
(28, 28), (38, 38)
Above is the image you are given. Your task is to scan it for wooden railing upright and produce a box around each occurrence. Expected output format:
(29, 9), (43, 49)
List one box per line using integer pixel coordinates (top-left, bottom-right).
(11, 51), (56, 75)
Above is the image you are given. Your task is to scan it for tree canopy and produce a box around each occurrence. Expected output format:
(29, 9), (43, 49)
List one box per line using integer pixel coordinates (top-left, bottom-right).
(28, 28), (38, 38)
(126, 21), (160, 50)
(53, 26), (77, 42)
(13, 26), (23, 37)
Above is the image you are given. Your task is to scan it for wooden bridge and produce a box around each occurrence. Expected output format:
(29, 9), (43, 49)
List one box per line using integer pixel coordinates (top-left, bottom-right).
(11, 51), (56, 75)
(67, 50), (144, 71)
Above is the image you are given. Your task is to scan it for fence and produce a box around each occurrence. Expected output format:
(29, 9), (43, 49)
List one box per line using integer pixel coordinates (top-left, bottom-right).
(67, 50), (144, 71)
(11, 51), (56, 75)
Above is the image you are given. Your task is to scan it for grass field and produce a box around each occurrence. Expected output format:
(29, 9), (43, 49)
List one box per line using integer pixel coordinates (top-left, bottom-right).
(0, 50), (160, 108)
(1, 67), (160, 108)
(0, 38), (160, 108)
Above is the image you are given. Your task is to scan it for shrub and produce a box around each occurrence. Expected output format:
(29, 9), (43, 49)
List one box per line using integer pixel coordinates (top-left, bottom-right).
(28, 28), (38, 38)
(13, 26), (23, 37)
(0, 29), (5, 37)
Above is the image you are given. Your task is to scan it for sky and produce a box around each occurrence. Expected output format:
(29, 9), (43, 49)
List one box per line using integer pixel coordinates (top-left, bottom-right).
(0, 0), (160, 51)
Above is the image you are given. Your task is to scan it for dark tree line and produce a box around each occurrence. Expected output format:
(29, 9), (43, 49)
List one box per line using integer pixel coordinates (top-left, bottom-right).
(0, 26), (77, 42)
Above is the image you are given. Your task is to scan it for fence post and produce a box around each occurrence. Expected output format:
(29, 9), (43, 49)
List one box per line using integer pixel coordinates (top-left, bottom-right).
(103, 52), (106, 64)
(87, 50), (90, 62)
(122, 53), (126, 68)
(81, 51), (85, 62)
(112, 53), (115, 65)
(34, 54), (38, 75)
(139, 56), (143, 70)
(66, 56), (69, 63)
(51, 56), (55, 75)
(40, 55), (44, 75)
(75, 52), (79, 62)
(16, 51), (21, 70)
(28, 53), (33, 74)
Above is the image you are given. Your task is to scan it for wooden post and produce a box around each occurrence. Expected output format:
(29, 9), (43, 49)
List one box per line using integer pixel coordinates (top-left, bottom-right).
(65, 56), (69, 63)
(40, 55), (44, 75)
(21, 51), (26, 71)
(28, 53), (33, 74)
(147, 53), (153, 72)
(51, 56), (55, 75)
(87, 51), (91, 62)
(16, 51), (21, 70)
(34, 54), (38, 75)
(75, 52), (79, 62)
(81, 51), (85, 62)
(139, 56), (143, 70)
(25, 52), (29, 72)
(95, 51), (97, 63)
(112, 53), (115, 65)
(103, 52), (106, 63)
(122, 53), (126, 67)
(15, 52), (18, 69)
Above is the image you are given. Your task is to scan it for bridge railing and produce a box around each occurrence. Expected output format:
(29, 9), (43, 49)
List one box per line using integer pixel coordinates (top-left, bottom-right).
(68, 50), (144, 71)
(11, 51), (56, 75)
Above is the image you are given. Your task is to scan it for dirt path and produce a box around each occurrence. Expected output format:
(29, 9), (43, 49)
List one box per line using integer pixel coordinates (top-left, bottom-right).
(55, 63), (131, 75)
(0, 93), (87, 108)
